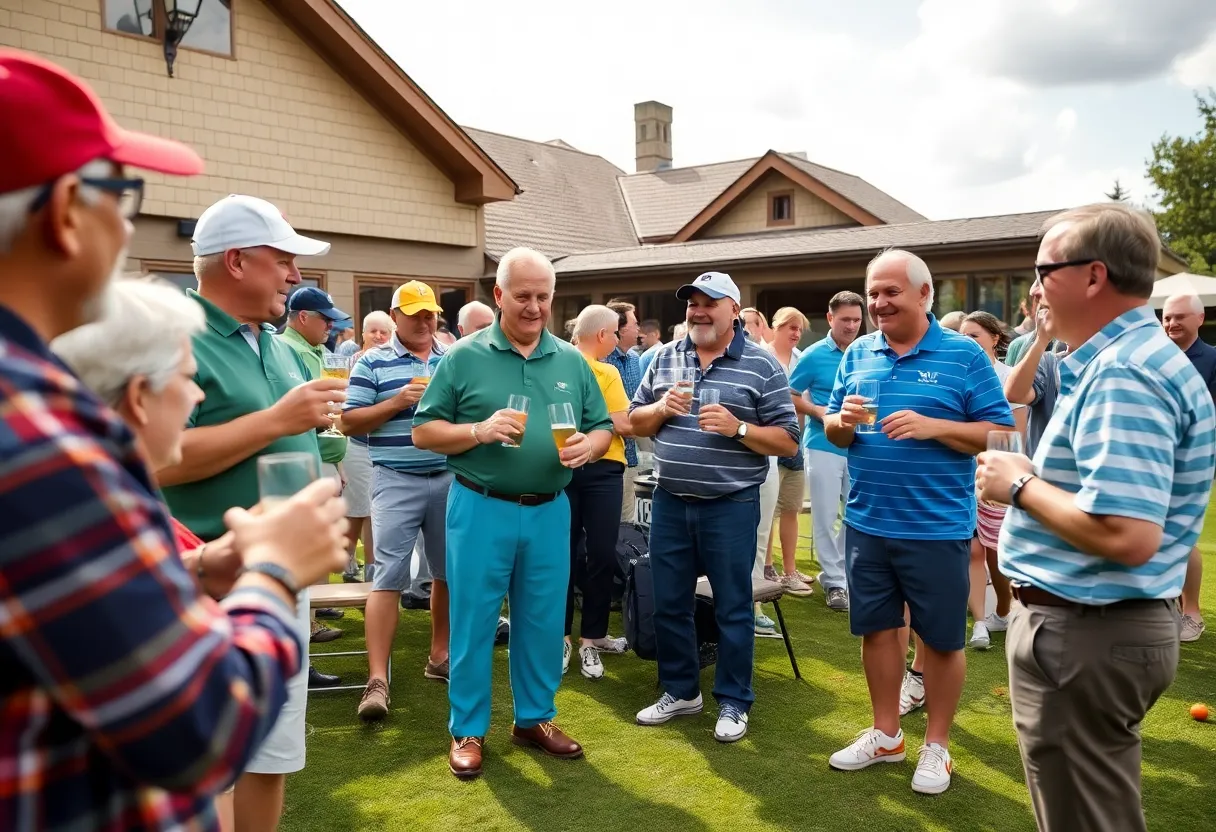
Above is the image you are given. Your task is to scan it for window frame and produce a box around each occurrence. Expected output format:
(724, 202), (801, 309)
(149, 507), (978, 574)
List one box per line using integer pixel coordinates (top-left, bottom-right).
(353, 275), (472, 327)
(100, 0), (238, 61)
(140, 260), (327, 292)
(767, 190), (795, 227)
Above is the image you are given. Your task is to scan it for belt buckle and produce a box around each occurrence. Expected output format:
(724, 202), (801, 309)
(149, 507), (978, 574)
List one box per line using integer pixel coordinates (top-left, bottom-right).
(518, 493), (541, 507)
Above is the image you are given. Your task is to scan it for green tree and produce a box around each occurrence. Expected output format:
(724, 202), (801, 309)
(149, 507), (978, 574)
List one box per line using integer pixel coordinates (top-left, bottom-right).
(1147, 89), (1216, 275)
(1106, 179), (1130, 201)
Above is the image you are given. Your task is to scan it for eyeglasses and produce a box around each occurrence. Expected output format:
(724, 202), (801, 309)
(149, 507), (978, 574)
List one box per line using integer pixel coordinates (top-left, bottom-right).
(1034, 258), (1098, 281)
(29, 177), (145, 220)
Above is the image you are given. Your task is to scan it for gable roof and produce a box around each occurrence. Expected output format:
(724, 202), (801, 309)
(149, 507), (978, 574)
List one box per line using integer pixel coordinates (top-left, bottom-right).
(464, 128), (638, 260)
(262, 0), (517, 205)
(552, 211), (1060, 276)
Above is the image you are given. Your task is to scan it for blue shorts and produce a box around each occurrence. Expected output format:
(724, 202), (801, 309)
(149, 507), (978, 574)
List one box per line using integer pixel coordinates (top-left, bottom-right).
(370, 466), (451, 591)
(844, 525), (970, 651)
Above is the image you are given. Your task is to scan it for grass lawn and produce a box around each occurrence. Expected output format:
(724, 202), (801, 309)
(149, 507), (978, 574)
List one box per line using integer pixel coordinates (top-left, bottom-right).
(283, 505), (1216, 832)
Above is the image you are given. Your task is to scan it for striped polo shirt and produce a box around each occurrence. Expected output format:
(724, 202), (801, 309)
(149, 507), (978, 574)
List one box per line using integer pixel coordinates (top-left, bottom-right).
(629, 322), (799, 499)
(344, 334), (446, 473)
(999, 306), (1216, 603)
(826, 314), (1014, 540)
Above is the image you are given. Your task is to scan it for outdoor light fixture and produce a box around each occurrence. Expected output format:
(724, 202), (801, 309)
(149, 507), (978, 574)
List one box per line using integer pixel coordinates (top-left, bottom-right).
(162, 0), (203, 78)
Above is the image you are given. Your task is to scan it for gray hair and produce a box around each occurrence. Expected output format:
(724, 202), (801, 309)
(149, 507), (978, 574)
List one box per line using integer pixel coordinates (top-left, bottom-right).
(496, 246), (556, 291)
(51, 277), (205, 408)
(0, 159), (112, 255)
(574, 304), (618, 341)
(363, 310), (392, 331)
(1040, 203), (1159, 299)
(457, 300), (493, 330)
(867, 248), (935, 310)
(1165, 292), (1205, 315)
(193, 252), (226, 282)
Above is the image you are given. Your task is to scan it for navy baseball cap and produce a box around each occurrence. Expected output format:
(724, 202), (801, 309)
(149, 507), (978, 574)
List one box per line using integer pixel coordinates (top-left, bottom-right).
(287, 286), (350, 321)
(675, 271), (741, 304)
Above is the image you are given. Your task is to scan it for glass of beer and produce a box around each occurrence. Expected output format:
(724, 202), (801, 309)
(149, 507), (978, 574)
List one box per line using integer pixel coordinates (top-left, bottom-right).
(502, 394), (530, 448)
(548, 402), (578, 451)
(257, 452), (319, 506)
(856, 378), (880, 433)
(411, 357), (432, 387)
(320, 353), (351, 436)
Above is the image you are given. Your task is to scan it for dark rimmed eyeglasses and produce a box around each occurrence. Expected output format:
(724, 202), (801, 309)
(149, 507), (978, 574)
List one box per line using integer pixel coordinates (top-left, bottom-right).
(29, 177), (145, 220)
(1034, 258), (1099, 281)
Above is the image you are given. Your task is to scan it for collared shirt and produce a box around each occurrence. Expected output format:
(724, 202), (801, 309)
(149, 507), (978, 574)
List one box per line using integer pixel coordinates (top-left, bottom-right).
(1000, 306), (1216, 603)
(0, 305), (302, 832)
(162, 291), (321, 541)
(276, 325), (347, 465)
(603, 346), (641, 466)
(1005, 330), (1034, 368)
(414, 320), (612, 493)
(345, 334), (446, 473)
(639, 340), (663, 377)
(1183, 336), (1216, 401)
(826, 314), (1014, 540)
(630, 322), (799, 500)
(1023, 343), (1064, 458)
(583, 351), (630, 466)
(791, 335), (849, 458)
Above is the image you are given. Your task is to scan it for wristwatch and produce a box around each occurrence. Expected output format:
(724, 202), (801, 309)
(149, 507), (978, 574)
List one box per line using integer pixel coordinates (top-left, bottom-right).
(244, 562), (300, 596)
(735, 422), (749, 440)
(1009, 473), (1036, 508)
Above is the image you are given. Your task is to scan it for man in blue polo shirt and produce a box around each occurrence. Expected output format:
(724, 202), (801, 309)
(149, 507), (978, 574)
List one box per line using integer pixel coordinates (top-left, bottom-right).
(979, 206), (1215, 832)
(341, 281), (451, 722)
(823, 249), (1013, 794)
(789, 290), (864, 611)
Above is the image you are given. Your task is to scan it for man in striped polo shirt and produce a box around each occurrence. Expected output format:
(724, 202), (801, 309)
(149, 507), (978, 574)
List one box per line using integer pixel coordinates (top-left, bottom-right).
(342, 281), (452, 722)
(630, 272), (799, 743)
(824, 249), (1013, 794)
(979, 204), (1216, 832)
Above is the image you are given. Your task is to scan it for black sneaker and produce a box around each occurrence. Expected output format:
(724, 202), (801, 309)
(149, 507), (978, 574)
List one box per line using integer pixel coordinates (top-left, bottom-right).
(401, 594), (431, 611)
(316, 608), (344, 620)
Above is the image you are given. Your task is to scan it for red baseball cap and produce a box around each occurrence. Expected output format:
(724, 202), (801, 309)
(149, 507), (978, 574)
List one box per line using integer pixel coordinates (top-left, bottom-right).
(0, 49), (203, 194)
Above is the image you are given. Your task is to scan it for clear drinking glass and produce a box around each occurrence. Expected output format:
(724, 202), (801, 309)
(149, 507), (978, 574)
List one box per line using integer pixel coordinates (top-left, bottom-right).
(257, 452), (319, 506)
(548, 402), (577, 451)
(698, 387), (720, 424)
(987, 430), (1025, 455)
(856, 378), (880, 433)
(411, 357), (433, 387)
(319, 353), (351, 437)
(502, 394), (530, 448)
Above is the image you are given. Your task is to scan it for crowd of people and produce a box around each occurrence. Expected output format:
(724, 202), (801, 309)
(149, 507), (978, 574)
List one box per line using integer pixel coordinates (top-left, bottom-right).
(2, 48), (1213, 832)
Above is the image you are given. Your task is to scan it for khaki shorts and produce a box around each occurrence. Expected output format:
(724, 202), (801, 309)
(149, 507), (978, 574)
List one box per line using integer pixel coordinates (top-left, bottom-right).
(775, 465), (805, 514)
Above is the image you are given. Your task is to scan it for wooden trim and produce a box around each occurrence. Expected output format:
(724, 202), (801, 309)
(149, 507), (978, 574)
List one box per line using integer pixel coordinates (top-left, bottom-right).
(139, 259), (327, 291)
(766, 189), (795, 228)
(670, 151), (884, 243)
(101, 1), (235, 60)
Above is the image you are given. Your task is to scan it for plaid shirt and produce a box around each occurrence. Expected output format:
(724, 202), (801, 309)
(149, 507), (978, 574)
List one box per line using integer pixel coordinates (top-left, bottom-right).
(0, 306), (303, 831)
(604, 347), (640, 466)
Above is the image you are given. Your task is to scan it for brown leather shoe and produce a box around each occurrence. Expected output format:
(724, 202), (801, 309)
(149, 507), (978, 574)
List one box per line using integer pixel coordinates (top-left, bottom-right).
(510, 721), (584, 759)
(449, 736), (484, 780)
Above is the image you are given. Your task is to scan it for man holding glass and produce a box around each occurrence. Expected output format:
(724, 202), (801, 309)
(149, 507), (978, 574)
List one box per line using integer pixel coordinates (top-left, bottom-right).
(823, 249), (1012, 795)
(629, 271), (799, 744)
(978, 205), (1215, 832)
(341, 280), (453, 722)
(412, 247), (612, 780)
(159, 194), (346, 830)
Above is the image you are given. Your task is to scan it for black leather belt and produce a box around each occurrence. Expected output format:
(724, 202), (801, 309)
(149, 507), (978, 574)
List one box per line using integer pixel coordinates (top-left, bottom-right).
(403, 469), (449, 478)
(1012, 585), (1168, 610)
(455, 473), (558, 506)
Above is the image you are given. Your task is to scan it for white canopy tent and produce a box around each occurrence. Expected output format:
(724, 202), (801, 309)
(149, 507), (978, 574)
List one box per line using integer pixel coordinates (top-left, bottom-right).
(1149, 272), (1216, 310)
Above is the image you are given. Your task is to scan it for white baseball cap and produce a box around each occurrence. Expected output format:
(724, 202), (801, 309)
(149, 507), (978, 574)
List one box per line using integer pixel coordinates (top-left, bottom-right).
(675, 271), (741, 304)
(191, 194), (331, 257)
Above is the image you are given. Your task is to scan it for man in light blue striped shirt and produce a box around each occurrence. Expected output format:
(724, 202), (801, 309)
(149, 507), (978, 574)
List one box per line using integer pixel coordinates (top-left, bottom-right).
(978, 204), (1216, 832)
(341, 281), (452, 722)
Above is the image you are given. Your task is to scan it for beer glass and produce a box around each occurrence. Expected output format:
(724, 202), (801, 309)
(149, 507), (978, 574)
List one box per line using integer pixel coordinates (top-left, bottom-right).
(981, 430), (1026, 507)
(411, 357), (433, 387)
(258, 452), (319, 507)
(319, 353), (351, 437)
(856, 378), (880, 433)
(502, 394), (530, 448)
(548, 402), (577, 451)
(698, 388), (720, 426)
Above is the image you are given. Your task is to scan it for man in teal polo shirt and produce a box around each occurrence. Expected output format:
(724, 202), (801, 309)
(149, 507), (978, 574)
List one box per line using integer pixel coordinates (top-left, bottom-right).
(158, 194), (347, 831)
(413, 247), (613, 781)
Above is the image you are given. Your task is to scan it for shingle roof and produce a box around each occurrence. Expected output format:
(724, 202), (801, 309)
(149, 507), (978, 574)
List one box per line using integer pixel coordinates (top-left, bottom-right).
(777, 154), (925, 226)
(464, 128), (638, 260)
(552, 211), (1060, 275)
(618, 158), (756, 241)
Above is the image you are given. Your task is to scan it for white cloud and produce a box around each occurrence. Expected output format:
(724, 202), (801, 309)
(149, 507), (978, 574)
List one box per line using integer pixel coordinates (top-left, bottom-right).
(1175, 32), (1216, 86)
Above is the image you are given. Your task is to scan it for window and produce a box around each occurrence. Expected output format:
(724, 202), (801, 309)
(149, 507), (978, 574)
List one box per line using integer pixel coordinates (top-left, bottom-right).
(354, 277), (470, 334)
(933, 277), (967, 317)
(149, 270), (196, 292)
(768, 191), (794, 227)
(638, 123), (648, 141)
(1008, 273), (1035, 327)
(104, 1), (234, 57)
(976, 275), (1007, 321)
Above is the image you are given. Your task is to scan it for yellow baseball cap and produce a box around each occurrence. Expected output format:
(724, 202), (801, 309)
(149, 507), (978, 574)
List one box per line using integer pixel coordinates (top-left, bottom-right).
(391, 280), (443, 315)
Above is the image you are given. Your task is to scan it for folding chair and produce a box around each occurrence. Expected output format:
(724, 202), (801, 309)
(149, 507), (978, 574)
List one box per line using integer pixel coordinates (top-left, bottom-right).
(695, 577), (801, 680)
(308, 583), (390, 693)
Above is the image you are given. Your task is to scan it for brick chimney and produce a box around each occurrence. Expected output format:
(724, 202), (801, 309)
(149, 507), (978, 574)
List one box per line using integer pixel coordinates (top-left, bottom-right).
(634, 101), (673, 172)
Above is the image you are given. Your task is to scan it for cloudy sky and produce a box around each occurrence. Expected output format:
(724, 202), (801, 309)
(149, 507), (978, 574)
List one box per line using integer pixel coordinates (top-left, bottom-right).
(337, 0), (1216, 221)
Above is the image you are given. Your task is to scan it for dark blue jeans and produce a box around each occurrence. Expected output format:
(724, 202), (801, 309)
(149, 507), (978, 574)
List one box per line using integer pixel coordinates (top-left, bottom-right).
(649, 484), (760, 711)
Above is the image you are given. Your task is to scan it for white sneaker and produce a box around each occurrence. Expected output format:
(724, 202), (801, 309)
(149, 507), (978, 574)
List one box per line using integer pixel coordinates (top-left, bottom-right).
(828, 727), (906, 770)
(969, 621), (991, 650)
(714, 704), (749, 742)
(983, 612), (1009, 633)
(579, 645), (603, 680)
(780, 575), (814, 597)
(591, 635), (629, 654)
(899, 671), (925, 716)
(911, 743), (953, 794)
(636, 692), (703, 725)
(562, 640), (571, 675)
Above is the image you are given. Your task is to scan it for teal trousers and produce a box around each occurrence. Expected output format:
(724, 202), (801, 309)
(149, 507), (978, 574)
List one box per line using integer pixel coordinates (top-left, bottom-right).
(446, 480), (571, 738)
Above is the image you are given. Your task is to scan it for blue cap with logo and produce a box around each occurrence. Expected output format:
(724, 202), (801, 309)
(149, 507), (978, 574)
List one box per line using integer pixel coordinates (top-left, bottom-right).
(287, 286), (350, 321)
(675, 271), (741, 304)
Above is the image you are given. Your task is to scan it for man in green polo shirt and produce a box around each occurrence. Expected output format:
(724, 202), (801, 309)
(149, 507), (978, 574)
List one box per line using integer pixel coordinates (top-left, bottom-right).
(413, 246), (613, 781)
(157, 194), (347, 832)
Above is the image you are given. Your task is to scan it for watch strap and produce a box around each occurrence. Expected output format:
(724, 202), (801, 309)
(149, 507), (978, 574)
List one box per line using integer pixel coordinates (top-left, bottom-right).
(244, 562), (300, 596)
(1010, 474), (1035, 508)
